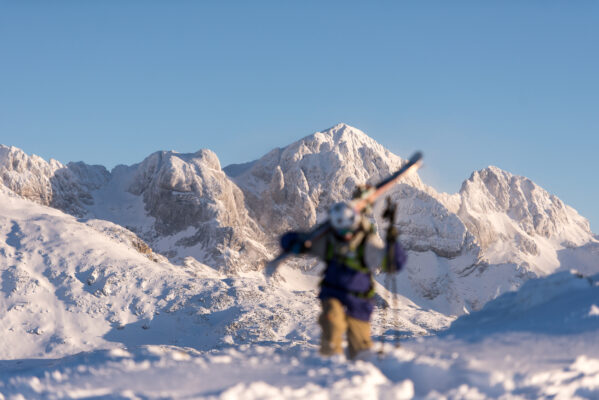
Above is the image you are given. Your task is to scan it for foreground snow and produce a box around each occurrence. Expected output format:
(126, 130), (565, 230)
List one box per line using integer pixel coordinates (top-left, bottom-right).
(2, 270), (598, 399)
(2, 332), (598, 399)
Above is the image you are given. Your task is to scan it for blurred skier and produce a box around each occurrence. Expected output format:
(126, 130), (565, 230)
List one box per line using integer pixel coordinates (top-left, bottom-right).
(280, 196), (406, 359)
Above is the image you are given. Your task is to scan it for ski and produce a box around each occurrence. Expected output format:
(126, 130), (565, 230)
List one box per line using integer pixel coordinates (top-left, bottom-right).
(265, 151), (423, 277)
(351, 151), (423, 213)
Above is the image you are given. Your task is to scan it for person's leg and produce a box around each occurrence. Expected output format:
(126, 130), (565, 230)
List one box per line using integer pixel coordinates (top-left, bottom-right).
(318, 298), (348, 356)
(346, 316), (373, 359)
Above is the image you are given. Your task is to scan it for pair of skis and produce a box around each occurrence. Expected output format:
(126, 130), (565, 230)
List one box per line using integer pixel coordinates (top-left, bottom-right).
(265, 151), (423, 277)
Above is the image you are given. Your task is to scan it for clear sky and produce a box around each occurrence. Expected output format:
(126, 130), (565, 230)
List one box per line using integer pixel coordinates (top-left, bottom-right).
(1, 1), (598, 232)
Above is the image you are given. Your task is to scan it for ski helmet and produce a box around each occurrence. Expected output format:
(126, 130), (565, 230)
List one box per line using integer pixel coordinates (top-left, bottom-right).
(329, 202), (360, 236)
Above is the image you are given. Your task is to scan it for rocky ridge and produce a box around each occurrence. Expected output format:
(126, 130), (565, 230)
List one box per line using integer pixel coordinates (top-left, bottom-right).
(125, 149), (268, 271)
(0, 145), (109, 216)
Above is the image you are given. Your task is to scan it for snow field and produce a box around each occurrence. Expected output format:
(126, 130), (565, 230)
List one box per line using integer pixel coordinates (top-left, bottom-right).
(2, 332), (598, 399)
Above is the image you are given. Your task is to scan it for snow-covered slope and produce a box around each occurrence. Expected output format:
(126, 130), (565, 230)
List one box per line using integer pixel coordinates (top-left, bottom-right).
(2, 264), (597, 399)
(457, 166), (593, 274)
(445, 269), (599, 337)
(0, 187), (323, 359)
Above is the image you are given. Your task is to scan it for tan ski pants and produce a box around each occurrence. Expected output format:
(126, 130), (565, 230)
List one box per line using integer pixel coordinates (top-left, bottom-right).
(318, 298), (373, 359)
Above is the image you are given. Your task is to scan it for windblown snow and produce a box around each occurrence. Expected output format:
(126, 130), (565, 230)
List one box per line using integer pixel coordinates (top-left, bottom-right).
(1, 124), (598, 399)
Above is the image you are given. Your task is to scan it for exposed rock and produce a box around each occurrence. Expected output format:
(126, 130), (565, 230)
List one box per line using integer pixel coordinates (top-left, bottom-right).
(458, 166), (592, 252)
(0, 145), (109, 216)
(126, 149), (268, 271)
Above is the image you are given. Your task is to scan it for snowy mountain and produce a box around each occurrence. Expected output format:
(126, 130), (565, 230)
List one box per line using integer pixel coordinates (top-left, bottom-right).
(225, 124), (597, 315)
(225, 123), (420, 235)
(457, 166), (593, 272)
(1, 124), (597, 316)
(0, 145), (109, 216)
(1, 125), (599, 398)
(387, 163), (597, 314)
(111, 149), (269, 272)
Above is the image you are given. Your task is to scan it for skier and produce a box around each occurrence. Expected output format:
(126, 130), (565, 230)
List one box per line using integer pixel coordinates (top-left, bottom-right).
(280, 196), (406, 359)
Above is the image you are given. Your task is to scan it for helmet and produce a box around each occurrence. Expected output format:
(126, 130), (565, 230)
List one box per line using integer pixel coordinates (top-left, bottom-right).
(329, 202), (360, 236)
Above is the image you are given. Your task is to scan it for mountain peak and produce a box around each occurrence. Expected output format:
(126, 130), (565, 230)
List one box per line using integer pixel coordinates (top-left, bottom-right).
(285, 123), (399, 168)
(464, 165), (512, 185)
(323, 122), (364, 133)
(458, 164), (593, 255)
(318, 123), (372, 143)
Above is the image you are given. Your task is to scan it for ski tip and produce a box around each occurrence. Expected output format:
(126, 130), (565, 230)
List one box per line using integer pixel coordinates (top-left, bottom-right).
(409, 151), (423, 164)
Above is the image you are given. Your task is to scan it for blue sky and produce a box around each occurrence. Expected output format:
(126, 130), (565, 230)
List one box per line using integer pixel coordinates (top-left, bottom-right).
(1, 1), (597, 231)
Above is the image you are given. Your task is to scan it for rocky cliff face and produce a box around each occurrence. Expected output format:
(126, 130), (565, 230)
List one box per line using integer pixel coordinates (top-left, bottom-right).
(456, 166), (592, 272)
(125, 149), (268, 271)
(459, 166), (591, 245)
(0, 145), (109, 216)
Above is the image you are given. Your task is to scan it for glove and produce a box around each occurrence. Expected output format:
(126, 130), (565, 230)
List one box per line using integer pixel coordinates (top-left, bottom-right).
(280, 232), (307, 254)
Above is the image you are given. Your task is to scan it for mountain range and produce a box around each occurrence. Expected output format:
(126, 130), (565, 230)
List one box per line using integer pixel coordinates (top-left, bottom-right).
(2, 123), (599, 397)
(1, 124), (595, 317)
